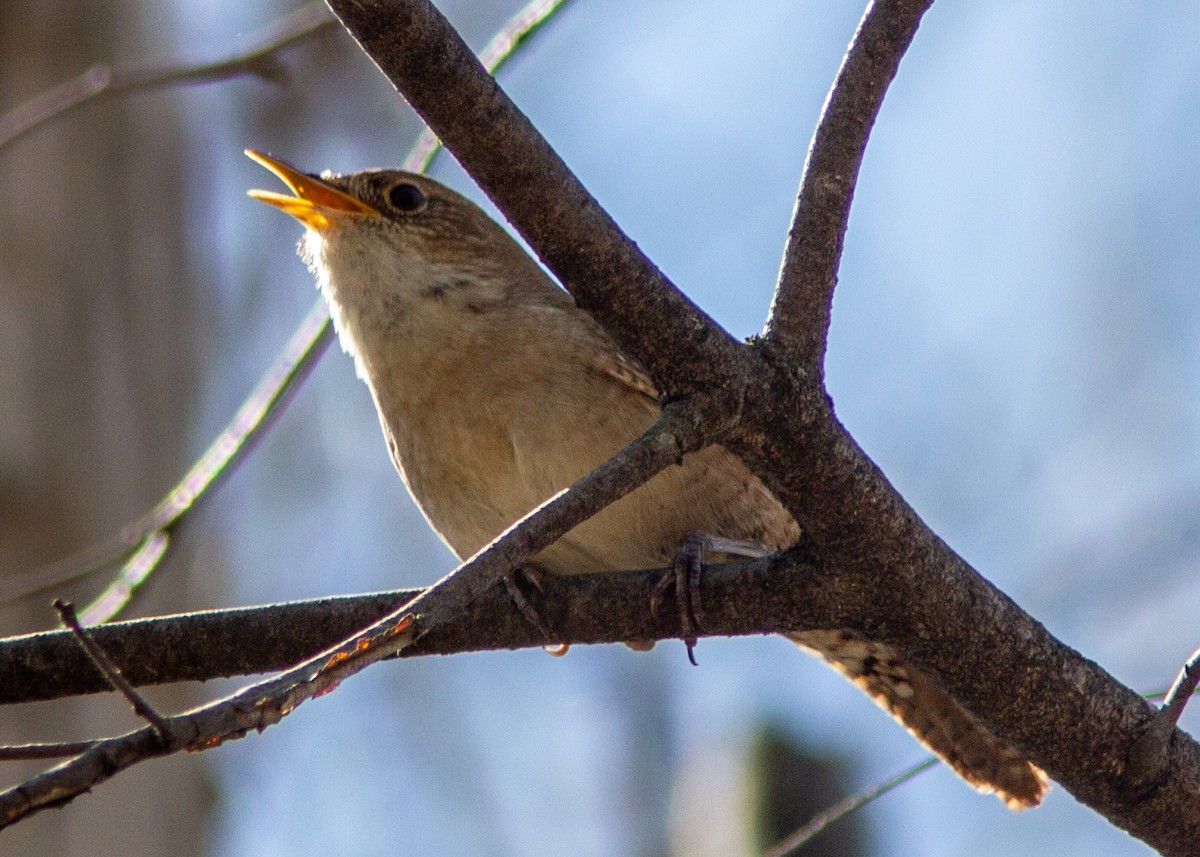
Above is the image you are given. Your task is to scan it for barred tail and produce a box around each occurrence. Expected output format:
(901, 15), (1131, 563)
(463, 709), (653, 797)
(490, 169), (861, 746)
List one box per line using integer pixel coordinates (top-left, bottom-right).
(789, 629), (1049, 810)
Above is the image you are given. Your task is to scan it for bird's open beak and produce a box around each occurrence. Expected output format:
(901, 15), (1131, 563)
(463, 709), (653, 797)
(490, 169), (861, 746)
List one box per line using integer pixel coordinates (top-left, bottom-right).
(245, 149), (380, 230)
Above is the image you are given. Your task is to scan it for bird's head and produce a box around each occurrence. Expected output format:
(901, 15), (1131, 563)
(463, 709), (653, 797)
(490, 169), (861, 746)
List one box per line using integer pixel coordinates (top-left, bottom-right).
(246, 150), (563, 376)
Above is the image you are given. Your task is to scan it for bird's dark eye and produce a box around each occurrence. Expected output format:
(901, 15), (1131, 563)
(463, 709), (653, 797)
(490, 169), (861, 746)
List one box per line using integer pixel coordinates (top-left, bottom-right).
(388, 182), (427, 213)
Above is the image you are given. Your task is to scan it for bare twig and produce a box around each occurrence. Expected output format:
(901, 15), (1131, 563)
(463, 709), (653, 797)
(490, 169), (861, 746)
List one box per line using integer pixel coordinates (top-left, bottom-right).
(53, 600), (169, 739)
(0, 2), (338, 152)
(764, 757), (938, 857)
(1156, 649), (1200, 728)
(0, 607), (421, 829)
(764, 0), (933, 373)
(0, 742), (99, 761)
(1122, 648), (1200, 799)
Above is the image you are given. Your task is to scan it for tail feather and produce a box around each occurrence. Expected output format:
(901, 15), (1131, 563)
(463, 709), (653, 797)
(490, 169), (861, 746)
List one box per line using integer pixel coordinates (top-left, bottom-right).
(789, 629), (1049, 810)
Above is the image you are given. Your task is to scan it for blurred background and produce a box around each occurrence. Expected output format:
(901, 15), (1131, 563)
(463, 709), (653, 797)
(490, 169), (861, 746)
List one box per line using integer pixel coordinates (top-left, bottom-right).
(2, 1), (1198, 855)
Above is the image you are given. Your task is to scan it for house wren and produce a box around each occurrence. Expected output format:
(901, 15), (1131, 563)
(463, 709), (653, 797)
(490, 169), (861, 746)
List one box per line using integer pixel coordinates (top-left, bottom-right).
(247, 150), (1048, 809)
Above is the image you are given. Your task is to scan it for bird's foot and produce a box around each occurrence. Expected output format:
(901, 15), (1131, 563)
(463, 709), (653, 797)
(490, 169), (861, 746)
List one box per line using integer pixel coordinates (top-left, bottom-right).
(651, 533), (774, 665)
(503, 567), (569, 656)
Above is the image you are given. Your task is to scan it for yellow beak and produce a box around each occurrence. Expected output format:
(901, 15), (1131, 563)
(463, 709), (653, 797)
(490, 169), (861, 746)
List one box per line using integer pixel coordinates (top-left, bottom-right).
(245, 149), (380, 230)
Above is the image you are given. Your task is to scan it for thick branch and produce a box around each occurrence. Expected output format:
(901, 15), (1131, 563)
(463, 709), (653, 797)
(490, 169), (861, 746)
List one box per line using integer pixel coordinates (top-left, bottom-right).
(324, 0), (751, 399)
(0, 591), (421, 703)
(764, 0), (932, 371)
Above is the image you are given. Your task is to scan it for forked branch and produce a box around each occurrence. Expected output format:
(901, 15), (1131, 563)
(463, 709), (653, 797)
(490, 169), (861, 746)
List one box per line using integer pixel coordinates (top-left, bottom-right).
(322, 2), (1200, 853)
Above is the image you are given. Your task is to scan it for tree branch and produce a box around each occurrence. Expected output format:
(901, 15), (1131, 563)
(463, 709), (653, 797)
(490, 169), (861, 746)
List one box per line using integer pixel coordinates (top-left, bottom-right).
(319, 2), (1200, 851)
(0, 553), (827, 705)
(763, 0), (932, 372)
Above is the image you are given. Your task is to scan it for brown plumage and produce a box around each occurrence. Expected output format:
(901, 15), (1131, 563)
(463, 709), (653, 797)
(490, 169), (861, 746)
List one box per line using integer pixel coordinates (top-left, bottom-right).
(248, 151), (1049, 809)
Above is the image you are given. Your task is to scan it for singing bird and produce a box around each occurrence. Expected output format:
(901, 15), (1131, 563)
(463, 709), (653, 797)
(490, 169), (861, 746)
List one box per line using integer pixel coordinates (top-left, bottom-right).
(247, 150), (1048, 809)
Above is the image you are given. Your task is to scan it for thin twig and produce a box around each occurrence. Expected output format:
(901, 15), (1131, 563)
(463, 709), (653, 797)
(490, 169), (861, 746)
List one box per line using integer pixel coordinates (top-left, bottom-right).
(0, 742), (99, 761)
(0, 2), (338, 152)
(764, 757), (938, 857)
(0, 606), (421, 829)
(1157, 648), (1200, 729)
(52, 600), (169, 740)
(764, 0), (933, 372)
(1122, 647), (1200, 799)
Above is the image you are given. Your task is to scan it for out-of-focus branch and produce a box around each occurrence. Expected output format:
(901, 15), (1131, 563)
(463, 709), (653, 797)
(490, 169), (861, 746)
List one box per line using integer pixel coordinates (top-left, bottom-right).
(764, 0), (932, 373)
(0, 2), (338, 152)
(0, 302), (334, 620)
(764, 757), (938, 857)
(0, 4), (344, 611)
